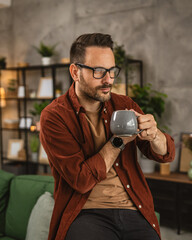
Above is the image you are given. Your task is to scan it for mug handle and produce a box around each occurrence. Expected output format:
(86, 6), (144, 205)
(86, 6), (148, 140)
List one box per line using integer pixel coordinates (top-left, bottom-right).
(136, 116), (144, 135)
(135, 129), (144, 134)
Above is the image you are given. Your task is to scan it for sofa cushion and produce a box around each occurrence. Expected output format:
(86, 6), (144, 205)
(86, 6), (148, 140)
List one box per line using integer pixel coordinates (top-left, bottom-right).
(5, 175), (54, 240)
(0, 237), (15, 240)
(0, 170), (14, 235)
(25, 192), (54, 240)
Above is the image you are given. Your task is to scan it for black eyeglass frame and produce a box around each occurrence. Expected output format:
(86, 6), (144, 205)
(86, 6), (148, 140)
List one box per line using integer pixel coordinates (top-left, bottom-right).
(75, 63), (121, 79)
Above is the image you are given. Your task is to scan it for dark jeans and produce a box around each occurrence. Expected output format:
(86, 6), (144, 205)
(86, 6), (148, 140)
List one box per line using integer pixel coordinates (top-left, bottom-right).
(66, 209), (160, 240)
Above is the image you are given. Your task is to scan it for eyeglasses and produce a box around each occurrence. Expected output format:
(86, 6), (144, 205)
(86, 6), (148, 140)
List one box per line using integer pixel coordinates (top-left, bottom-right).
(75, 63), (121, 79)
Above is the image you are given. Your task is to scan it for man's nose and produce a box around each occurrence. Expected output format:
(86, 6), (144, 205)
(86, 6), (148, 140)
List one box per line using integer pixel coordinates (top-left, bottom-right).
(102, 72), (113, 84)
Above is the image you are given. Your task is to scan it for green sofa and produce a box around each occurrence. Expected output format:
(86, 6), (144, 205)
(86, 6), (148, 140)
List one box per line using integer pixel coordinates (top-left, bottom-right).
(0, 169), (160, 240)
(0, 169), (54, 240)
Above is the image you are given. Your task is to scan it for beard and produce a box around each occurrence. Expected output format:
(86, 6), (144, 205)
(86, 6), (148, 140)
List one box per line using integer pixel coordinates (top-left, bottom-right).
(78, 73), (112, 102)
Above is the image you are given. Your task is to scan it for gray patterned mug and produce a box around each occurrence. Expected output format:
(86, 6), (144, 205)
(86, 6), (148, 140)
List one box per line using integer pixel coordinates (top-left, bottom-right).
(110, 110), (143, 136)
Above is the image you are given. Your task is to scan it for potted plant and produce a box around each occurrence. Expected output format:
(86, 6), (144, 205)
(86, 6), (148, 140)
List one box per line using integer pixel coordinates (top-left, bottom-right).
(113, 43), (135, 96)
(131, 83), (168, 173)
(30, 135), (39, 162)
(0, 57), (6, 69)
(7, 79), (17, 97)
(30, 100), (49, 130)
(184, 136), (192, 180)
(33, 42), (57, 65)
(130, 83), (167, 121)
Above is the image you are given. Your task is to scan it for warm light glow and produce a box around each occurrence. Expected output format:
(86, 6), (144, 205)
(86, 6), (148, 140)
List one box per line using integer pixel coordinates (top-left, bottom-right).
(30, 125), (37, 132)
(0, 87), (6, 107)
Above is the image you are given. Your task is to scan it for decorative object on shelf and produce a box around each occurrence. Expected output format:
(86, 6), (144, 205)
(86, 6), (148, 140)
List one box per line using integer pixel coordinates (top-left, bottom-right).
(29, 89), (36, 98)
(7, 139), (24, 161)
(7, 79), (17, 97)
(39, 144), (49, 164)
(0, 56), (6, 69)
(17, 62), (29, 67)
(139, 155), (156, 173)
(179, 132), (192, 172)
(30, 100), (49, 131)
(19, 117), (32, 129)
(160, 163), (170, 175)
(17, 85), (27, 98)
(33, 42), (57, 65)
(30, 135), (40, 162)
(18, 149), (26, 161)
(0, 87), (6, 107)
(30, 125), (37, 132)
(188, 160), (192, 180)
(61, 58), (70, 64)
(37, 77), (53, 98)
(183, 134), (192, 179)
(55, 82), (62, 97)
(4, 119), (19, 129)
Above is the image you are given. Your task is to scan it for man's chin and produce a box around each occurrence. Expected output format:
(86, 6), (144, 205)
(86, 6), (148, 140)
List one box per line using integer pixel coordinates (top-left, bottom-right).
(98, 92), (111, 102)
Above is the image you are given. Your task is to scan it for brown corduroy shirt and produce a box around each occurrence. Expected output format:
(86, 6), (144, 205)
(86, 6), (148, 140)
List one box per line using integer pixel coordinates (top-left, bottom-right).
(40, 83), (175, 240)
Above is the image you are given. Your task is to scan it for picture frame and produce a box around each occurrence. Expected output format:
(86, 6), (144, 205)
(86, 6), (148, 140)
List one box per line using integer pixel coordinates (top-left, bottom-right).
(7, 139), (24, 160)
(19, 117), (32, 129)
(179, 132), (192, 172)
(39, 144), (49, 164)
(37, 77), (53, 99)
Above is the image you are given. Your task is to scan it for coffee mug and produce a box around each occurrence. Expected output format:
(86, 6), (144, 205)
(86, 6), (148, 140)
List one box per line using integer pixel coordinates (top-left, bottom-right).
(110, 110), (143, 136)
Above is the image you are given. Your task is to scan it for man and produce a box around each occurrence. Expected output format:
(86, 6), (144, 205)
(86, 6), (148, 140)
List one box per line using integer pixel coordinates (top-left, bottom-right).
(40, 33), (175, 240)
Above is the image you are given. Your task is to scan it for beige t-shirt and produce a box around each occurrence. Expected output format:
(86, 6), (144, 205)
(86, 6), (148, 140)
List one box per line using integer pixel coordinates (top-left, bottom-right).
(83, 107), (136, 210)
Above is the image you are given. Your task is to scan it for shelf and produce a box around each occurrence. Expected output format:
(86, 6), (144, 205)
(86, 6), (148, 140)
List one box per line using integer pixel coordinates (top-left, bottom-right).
(1, 60), (143, 175)
(2, 63), (70, 71)
(4, 97), (54, 101)
(0, 128), (33, 131)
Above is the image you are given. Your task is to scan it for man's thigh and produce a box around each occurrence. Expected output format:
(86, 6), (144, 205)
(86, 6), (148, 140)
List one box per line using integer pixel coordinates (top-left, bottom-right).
(120, 210), (160, 240)
(65, 209), (120, 240)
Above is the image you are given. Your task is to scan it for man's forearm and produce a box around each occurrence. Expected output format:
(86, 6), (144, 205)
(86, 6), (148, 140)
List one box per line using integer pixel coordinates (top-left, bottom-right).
(99, 135), (137, 173)
(99, 140), (121, 173)
(150, 129), (167, 156)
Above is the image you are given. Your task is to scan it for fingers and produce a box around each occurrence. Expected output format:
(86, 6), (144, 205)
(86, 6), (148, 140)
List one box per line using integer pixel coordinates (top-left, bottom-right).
(129, 109), (142, 117)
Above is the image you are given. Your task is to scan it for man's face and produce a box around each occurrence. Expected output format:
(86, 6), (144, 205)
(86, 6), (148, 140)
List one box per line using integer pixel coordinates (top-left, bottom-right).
(77, 46), (116, 103)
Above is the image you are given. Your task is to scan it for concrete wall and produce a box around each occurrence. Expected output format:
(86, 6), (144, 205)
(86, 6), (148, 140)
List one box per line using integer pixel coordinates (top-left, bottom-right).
(0, 0), (192, 170)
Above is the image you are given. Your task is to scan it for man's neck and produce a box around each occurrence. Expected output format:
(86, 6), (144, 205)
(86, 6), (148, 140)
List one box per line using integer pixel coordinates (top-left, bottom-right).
(77, 95), (101, 112)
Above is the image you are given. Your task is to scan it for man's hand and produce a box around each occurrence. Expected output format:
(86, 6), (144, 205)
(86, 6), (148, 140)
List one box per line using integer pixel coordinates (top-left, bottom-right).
(130, 109), (158, 142)
(130, 109), (167, 156)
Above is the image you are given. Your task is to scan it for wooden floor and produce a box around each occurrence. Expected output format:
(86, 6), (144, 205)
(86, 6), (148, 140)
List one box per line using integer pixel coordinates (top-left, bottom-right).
(161, 226), (192, 240)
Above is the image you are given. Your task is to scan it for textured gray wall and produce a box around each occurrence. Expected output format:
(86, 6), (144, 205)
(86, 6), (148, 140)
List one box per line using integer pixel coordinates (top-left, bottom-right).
(0, 0), (192, 170)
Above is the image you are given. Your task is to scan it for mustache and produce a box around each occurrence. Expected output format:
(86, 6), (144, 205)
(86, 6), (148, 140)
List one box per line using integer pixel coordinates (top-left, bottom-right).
(96, 84), (112, 90)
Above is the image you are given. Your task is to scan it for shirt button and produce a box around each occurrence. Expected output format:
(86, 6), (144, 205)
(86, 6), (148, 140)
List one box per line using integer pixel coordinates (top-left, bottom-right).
(126, 184), (130, 188)
(104, 108), (107, 113)
(153, 224), (156, 228)
(115, 163), (119, 167)
(76, 111), (78, 115)
(104, 120), (107, 123)
(139, 205), (142, 209)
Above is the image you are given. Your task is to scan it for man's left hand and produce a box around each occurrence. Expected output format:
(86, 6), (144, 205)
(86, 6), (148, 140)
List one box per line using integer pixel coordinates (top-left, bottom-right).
(130, 109), (158, 142)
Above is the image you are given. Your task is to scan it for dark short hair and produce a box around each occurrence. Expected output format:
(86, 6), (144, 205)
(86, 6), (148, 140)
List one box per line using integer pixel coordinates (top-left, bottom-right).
(70, 33), (114, 64)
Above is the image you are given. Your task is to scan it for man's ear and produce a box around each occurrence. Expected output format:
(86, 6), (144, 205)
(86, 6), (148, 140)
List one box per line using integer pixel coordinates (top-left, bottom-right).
(69, 64), (80, 82)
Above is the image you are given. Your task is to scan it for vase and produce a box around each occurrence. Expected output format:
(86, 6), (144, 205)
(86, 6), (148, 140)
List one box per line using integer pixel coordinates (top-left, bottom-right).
(139, 156), (155, 173)
(188, 160), (192, 180)
(42, 57), (51, 66)
(31, 152), (38, 162)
